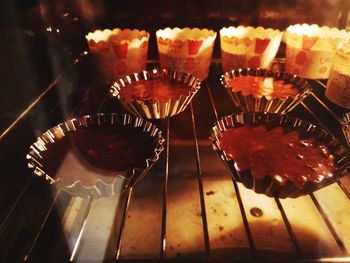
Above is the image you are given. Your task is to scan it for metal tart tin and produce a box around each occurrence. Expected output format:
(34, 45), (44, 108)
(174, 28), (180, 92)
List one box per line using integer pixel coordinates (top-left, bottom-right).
(110, 69), (201, 119)
(27, 113), (164, 199)
(221, 68), (312, 114)
(210, 111), (350, 198)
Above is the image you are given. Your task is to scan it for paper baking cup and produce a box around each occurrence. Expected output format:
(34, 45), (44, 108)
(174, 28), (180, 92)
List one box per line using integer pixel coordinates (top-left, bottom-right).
(27, 113), (164, 199)
(221, 68), (312, 114)
(326, 39), (350, 109)
(220, 26), (282, 72)
(285, 24), (349, 79)
(86, 28), (149, 84)
(156, 27), (216, 80)
(210, 112), (350, 198)
(110, 69), (201, 119)
(340, 112), (350, 149)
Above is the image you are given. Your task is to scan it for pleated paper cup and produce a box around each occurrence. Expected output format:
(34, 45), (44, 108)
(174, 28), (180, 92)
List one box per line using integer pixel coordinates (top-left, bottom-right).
(340, 112), (350, 149)
(210, 112), (350, 198)
(325, 39), (350, 108)
(221, 68), (312, 114)
(27, 113), (164, 199)
(220, 26), (282, 72)
(86, 28), (149, 84)
(156, 27), (216, 80)
(285, 24), (349, 79)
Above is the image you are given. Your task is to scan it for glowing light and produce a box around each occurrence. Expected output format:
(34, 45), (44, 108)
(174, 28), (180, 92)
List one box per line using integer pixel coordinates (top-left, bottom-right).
(263, 78), (274, 89)
(288, 24), (320, 36)
(273, 174), (283, 183)
(318, 258), (350, 262)
(317, 174), (325, 182)
(300, 140), (310, 147)
(234, 161), (240, 171)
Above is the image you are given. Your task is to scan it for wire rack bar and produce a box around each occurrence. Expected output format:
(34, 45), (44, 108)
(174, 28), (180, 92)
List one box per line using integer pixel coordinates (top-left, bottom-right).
(190, 102), (211, 258)
(115, 187), (133, 260)
(274, 197), (301, 256)
(0, 177), (34, 233)
(309, 193), (347, 254)
(69, 197), (94, 261)
(160, 118), (170, 259)
(24, 189), (62, 262)
(205, 80), (256, 258)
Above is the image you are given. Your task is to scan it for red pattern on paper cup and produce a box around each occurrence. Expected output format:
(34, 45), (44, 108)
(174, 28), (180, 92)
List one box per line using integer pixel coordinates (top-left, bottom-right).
(285, 24), (349, 79)
(113, 43), (128, 59)
(220, 26), (282, 72)
(86, 28), (149, 84)
(286, 46), (332, 79)
(295, 51), (307, 65)
(255, 38), (271, 54)
(156, 28), (216, 80)
(188, 40), (203, 55)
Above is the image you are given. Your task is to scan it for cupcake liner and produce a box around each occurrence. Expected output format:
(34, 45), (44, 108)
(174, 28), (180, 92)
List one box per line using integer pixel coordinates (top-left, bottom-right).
(340, 112), (350, 149)
(86, 28), (149, 84)
(220, 26), (282, 72)
(221, 68), (312, 114)
(325, 39), (350, 109)
(209, 111), (350, 198)
(27, 113), (164, 199)
(156, 27), (216, 80)
(110, 69), (201, 119)
(285, 24), (349, 79)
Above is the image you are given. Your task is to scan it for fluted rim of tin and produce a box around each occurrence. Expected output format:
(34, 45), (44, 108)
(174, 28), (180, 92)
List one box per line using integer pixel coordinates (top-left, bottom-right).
(209, 111), (350, 198)
(110, 68), (201, 119)
(26, 113), (165, 198)
(220, 68), (312, 114)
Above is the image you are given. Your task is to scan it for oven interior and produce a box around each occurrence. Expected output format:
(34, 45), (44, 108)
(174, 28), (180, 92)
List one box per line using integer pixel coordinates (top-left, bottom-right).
(1, 1), (350, 262)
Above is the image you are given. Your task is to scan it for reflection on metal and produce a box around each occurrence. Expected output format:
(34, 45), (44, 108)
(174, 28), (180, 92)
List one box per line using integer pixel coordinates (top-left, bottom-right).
(115, 187), (133, 260)
(190, 102), (211, 257)
(0, 52), (88, 142)
(69, 197), (93, 261)
(160, 118), (170, 259)
(0, 73), (63, 142)
(204, 81), (219, 121)
(309, 193), (347, 254)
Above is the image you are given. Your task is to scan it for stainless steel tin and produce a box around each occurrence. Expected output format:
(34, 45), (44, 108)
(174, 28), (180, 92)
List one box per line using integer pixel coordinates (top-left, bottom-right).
(110, 69), (201, 119)
(210, 111), (350, 198)
(27, 113), (164, 198)
(220, 68), (312, 114)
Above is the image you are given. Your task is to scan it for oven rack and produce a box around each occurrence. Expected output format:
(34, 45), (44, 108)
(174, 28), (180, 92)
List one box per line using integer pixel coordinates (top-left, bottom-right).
(1, 56), (350, 262)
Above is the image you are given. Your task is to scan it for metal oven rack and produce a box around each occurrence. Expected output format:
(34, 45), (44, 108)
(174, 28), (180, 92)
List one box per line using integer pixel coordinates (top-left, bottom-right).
(1, 56), (350, 262)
